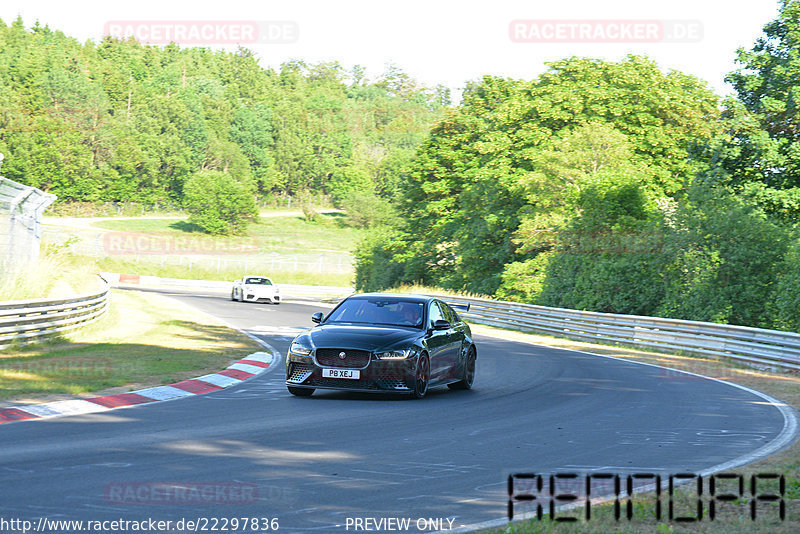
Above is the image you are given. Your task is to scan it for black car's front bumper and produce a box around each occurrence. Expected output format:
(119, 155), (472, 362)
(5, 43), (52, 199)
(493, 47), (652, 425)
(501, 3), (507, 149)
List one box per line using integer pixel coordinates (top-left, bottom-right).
(286, 351), (418, 393)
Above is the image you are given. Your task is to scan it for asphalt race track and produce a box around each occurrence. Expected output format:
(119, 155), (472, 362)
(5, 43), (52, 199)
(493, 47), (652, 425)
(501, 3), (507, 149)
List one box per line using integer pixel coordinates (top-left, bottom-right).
(0, 288), (797, 532)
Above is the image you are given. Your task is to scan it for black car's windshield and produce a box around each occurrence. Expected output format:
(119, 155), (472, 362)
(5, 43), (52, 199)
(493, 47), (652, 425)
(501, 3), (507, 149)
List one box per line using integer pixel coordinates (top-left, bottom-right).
(327, 298), (424, 327)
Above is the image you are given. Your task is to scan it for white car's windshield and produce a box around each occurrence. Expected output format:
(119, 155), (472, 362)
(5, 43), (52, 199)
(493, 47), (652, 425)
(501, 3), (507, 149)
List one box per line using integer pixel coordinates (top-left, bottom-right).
(327, 299), (423, 327)
(245, 277), (272, 285)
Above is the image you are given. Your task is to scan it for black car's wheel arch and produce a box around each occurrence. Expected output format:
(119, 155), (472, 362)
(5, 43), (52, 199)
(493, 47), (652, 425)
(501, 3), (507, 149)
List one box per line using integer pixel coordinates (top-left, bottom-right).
(410, 351), (430, 399)
(449, 344), (477, 391)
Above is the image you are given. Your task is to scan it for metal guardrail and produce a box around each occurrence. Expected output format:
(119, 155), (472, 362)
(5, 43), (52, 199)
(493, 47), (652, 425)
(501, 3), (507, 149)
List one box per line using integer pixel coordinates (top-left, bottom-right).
(0, 278), (111, 349)
(433, 294), (800, 371)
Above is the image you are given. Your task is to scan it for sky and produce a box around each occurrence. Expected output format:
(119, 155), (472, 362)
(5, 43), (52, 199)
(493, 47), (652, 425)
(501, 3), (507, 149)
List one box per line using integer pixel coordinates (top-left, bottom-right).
(0, 0), (783, 101)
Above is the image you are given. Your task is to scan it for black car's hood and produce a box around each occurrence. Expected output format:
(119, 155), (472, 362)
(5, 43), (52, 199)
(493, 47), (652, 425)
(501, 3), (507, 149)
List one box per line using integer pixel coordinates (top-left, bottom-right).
(307, 324), (421, 352)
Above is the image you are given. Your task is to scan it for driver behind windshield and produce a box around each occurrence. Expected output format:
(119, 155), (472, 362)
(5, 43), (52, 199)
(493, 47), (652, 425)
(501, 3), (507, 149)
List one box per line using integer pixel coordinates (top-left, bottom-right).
(398, 303), (422, 326)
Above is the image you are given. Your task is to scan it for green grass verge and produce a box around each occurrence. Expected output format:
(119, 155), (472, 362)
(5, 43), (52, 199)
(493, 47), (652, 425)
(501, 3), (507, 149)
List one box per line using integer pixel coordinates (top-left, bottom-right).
(470, 325), (800, 533)
(0, 289), (261, 402)
(43, 212), (360, 286)
(91, 213), (365, 256)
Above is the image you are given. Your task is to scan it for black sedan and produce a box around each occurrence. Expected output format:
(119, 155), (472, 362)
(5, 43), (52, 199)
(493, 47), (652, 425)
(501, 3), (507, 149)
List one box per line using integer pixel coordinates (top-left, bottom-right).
(285, 293), (477, 399)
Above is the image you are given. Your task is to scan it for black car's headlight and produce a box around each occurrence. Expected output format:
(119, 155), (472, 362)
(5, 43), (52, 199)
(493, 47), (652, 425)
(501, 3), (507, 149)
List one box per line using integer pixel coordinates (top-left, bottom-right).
(290, 339), (313, 356)
(375, 349), (412, 360)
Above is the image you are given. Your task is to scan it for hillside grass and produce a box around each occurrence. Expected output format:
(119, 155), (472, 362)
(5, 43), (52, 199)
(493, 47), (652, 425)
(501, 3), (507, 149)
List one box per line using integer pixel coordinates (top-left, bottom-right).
(41, 212), (361, 286)
(91, 213), (365, 256)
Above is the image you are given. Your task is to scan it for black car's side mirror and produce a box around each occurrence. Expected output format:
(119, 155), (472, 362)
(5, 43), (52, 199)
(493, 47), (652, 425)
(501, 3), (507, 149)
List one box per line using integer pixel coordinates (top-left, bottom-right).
(311, 312), (324, 324)
(432, 319), (451, 331)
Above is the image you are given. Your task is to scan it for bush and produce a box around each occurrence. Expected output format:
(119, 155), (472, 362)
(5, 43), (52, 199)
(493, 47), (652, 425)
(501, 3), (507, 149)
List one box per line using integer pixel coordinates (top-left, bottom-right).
(495, 253), (553, 303)
(537, 229), (668, 315)
(535, 174), (667, 315)
(353, 229), (406, 292)
(341, 192), (398, 228)
(772, 242), (800, 331)
(183, 170), (257, 235)
(328, 165), (373, 206)
(293, 190), (318, 222)
(656, 185), (790, 327)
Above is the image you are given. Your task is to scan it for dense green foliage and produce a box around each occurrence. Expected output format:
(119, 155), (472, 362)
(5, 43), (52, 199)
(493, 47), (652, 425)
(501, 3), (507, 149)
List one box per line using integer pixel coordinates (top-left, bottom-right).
(354, 0), (800, 332)
(356, 55), (721, 295)
(705, 0), (800, 220)
(0, 18), (443, 214)
(183, 170), (257, 234)
(536, 185), (791, 327)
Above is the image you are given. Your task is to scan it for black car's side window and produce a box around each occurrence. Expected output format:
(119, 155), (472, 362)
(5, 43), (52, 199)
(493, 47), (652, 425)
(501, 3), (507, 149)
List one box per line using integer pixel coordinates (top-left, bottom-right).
(443, 303), (459, 324)
(428, 301), (445, 327)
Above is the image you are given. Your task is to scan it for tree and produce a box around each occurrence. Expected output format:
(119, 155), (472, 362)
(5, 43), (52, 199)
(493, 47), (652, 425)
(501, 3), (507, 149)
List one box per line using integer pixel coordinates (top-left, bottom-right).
(328, 164), (373, 205)
(356, 58), (720, 295)
(0, 20), (442, 206)
(229, 103), (276, 191)
(535, 178), (666, 316)
(183, 170), (257, 234)
(707, 0), (800, 219)
(513, 122), (655, 255)
(354, 227), (406, 291)
(656, 185), (790, 327)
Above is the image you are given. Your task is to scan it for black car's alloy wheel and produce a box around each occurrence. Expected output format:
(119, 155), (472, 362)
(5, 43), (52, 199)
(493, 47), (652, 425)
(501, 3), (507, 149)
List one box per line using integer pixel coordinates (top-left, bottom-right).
(411, 355), (429, 399)
(288, 386), (314, 397)
(448, 346), (476, 390)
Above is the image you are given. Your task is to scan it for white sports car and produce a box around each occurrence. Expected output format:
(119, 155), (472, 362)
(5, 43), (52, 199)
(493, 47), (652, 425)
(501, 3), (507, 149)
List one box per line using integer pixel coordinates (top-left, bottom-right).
(231, 276), (281, 304)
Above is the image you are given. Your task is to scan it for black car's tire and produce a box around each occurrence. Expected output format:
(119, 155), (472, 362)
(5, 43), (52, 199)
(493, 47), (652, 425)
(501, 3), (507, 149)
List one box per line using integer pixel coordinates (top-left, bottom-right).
(411, 354), (430, 399)
(288, 386), (314, 397)
(448, 346), (476, 390)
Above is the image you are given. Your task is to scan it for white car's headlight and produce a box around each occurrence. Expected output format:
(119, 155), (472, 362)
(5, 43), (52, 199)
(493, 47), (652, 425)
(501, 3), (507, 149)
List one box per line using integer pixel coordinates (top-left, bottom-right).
(290, 340), (313, 356)
(375, 350), (411, 360)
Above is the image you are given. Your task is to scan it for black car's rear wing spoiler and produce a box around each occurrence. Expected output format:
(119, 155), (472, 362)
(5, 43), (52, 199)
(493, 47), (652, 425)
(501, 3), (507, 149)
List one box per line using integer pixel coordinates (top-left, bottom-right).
(449, 302), (471, 312)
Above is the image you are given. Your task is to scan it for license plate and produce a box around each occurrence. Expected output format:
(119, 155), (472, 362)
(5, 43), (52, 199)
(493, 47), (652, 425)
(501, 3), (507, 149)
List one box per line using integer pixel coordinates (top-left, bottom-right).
(322, 368), (360, 379)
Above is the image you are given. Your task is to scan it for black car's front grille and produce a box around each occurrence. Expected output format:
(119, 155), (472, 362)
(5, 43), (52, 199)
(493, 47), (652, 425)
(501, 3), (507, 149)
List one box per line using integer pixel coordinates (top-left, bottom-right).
(309, 377), (379, 389)
(315, 348), (371, 368)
